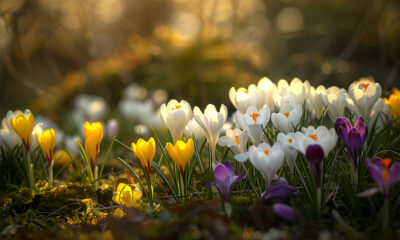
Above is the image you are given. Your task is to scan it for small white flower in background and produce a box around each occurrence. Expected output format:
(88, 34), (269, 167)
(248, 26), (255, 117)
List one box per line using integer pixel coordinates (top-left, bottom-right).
(248, 141), (284, 184)
(257, 77), (277, 108)
(119, 99), (155, 124)
(291, 126), (337, 157)
(271, 102), (302, 134)
(64, 135), (81, 157)
(150, 89), (169, 107)
(134, 124), (150, 136)
(106, 119), (119, 141)
(348, 77), (382, 120)
(218, 128), (248, 155)
(123, 83), (148, 100)
(0, 118), (20, 149)
(369, 98), (389, 131)
(184, 118), (206, 143)
(74, 95), (109, 122)
(159, 99), (192, 142)
(277, 132), (297, 170)
(238, 105), (271, 144)
(194, 104), (228, 164)
(323, 86), (358, 123)
(307, 85), (327, 119)
(229, 84), (264, 114)
(274, 78), (310, 108)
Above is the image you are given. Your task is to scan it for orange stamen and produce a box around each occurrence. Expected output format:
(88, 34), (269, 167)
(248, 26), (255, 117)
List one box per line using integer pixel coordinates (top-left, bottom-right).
(382, 158), (392, 187)
(175, 105), (182, 109)
(361, 83), (370, 92)
(284, 112), (290, 118)
(249, 113), (260, 123)
(264, 149), (269, 155)
(288, 138), (293, 144)
(308, 134), (318, 141)
(235, 135), (240, 145)
(244, 90), (249, 94)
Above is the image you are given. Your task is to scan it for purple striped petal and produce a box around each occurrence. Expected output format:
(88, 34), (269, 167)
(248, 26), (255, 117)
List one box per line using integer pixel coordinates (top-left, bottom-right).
(335, 117), (352, 140)
(305, 144), (324, 188)
(273, 203), (304, 222)
(356, 116), (368, 143)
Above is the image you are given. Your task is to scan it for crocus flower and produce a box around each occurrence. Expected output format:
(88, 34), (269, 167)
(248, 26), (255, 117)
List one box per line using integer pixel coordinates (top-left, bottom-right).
(239, 105), (271, 144)
(229, 84), (264, 114)
(131, 137), (156, 174)
(335, 116), (367, 170)
(166, 138), (194, 177)
(271, 103), (302, 134)
(206, 161), (246, 202)
(261, 183), (298, 203)
(184, 118), (206, 143)
(322, 86), (358, 123)
(305, 144), (324, 188)
(291, 126), (337, 157)
(37, 129), (56, 167)
(257, 77), (277, 108)
(385, 87), (400, 119)
(10, 111), (35, 151)
(248, 142), (284, 184)
(112, 183), (142, 216)
(348, 77), (382, 121)
(84, 121), (103, 173)
(273, 203), (304, 222)
(273, 78), (311, 107)
(218, 128), (248, 155)
(106, 119), (119, 141)
(306, 85), (327, 119)
(369, 98), (389, 131)
(361, 158), (400, 198)
(277, 132), (297, 170)
(193, 104), (228, 165)
(159, 99), (192, 142)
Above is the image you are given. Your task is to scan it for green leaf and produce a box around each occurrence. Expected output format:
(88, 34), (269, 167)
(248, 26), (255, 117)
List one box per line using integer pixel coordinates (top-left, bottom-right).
(151, 162), (179, 203)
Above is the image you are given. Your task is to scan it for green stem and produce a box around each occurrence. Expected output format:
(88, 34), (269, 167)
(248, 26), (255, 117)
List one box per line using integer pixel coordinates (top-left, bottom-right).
(27, 152), (34, 189)
(383, 198), (389, 231)
(94, 166), (98, 190)
(317, 187), (322, 219)
(49, 161), (53, 187)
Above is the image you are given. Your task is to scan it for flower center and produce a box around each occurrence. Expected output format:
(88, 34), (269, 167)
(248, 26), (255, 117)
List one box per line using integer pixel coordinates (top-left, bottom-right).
(284, 112), (290, 118)
(172, 104), (182, 110)
(308, 134), (318, 141)
(361, 83), (370, 92)
(264, 149), (269, 155)
(235, 135), (240, 145)
(249, 113), (260, 123)
(382, 158), (391, 188)
(244, 89), (249, 94)
(288, 138), (293, 144)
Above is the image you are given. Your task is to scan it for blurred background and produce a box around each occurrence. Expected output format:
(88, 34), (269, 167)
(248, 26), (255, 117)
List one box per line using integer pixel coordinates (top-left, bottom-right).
(1, 0), (400, 117)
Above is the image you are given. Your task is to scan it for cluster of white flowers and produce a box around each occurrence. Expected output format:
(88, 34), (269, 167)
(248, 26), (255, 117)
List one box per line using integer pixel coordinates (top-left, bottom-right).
(159, 76), (388, 184)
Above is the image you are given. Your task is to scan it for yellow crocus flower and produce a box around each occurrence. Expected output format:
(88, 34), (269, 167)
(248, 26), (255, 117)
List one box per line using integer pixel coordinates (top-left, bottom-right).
(10, 113), (34, 150)
(131, 137), (156, 174)
(165, 138), (194, 176)
(385, 87), (400, 119)
(112, 183), (142, 208)
(37, 129), (56, 166)
(83, 121), (103, 172)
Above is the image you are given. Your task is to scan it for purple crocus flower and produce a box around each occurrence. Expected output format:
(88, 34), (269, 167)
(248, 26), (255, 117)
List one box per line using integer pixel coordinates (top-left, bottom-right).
(360, 158), (400, 198)
(205, 161), (246, 202)
(305, 144), (324, 188)
(261, 183), (298, 203)
(335, 116), (368, 170)
(273, 203), (304, 222)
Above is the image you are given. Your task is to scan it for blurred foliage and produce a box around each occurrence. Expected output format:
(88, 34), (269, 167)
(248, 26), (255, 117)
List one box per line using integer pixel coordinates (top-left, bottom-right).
(1, 0), (400, 117)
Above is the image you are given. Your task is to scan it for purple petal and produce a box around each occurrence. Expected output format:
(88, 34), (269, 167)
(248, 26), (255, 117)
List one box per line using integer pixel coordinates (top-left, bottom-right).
(356, 116), (368, 142)
(262, 183), (298, 203)
(214, 164), (231, 183)
(221, 161), (235, 177)
(346, 128), (363, 169)
(389, 163), (400, 190)
(305, 144), (324, 188)
(335, 117), (352, 138)
(366, 158), (385, 191)
(358, 187), (380, 197)
(273, 203), (304, 222)
(232, 173), (247, 185)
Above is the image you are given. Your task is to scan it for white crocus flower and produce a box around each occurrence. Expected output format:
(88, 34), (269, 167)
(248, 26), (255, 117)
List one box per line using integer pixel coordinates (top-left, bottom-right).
(369, 98), (389, 131)
(159, 99), (192, 142)
(248, 141), (284, 184)
(307, 85), (327, 119)
(274, 78), (310, 108)
(348, 77), (382, 120)
(291, 126), (337, 157)
(257, 77), (277, 108)
(271, 102), (302, 134)
(239, 105), (271, 144)
(277, 132), (297, 171)
(194, 104), (228, 164)
(218, 128), (248, 155)
(229, 84), (264, 114)
(184, 118), (206, 143)
(323, 86), (358, 123)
